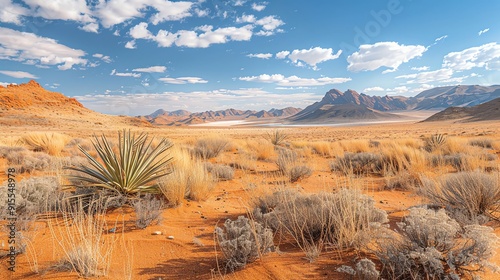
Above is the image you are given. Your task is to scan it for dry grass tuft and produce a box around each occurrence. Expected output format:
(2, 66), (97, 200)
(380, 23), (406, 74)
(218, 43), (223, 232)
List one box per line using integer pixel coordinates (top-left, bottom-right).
(19, 132), (70, 156)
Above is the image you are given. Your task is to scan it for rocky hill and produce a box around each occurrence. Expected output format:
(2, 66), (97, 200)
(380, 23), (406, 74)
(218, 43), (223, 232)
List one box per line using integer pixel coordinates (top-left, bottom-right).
(408, 85), (500, 110)
(423, 97), (500, 122)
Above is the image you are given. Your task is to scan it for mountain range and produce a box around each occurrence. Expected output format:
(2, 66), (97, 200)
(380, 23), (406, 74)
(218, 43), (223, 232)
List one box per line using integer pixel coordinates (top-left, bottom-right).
(423, 97), (500, 122)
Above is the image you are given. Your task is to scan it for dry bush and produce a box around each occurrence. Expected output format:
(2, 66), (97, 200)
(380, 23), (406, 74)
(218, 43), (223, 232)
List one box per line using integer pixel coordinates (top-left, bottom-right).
(421, 171), (500, 224)
(469, 138), (494, 149)
(133, 194), (165, 229)
(193, 136), (229, 159)
(330, 152), (383, 175)
(424, 134), (447, 152)
(276, 148), (313, 182)
(19, 132), (69, 156)
(216, 216), (274, 272)
(206, 163), (235, 181)
(159, 147), (215, 204)
(428, 152), (491, 172)
(244, 139), (276, 161)
(339, 139), (371, 153)
(254, 188), (387, 261)
(385, 171), (422, 191)
(229, 153), (257, 172)
(48, 198), (116, 277)
(342, 207), (500, 280)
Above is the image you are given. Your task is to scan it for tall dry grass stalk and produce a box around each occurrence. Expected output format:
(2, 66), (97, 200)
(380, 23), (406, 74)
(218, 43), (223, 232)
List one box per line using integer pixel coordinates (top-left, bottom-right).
(244, 139), (276, 161)
(47, 199), (117, 277)
(19, 132), (69, 156)
(309, 141), (344, 158)
(379, 141), (428, 175)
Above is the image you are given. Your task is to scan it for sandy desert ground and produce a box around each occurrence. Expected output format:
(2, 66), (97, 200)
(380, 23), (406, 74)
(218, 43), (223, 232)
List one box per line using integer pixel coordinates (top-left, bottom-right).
(1, 117), (500, 280)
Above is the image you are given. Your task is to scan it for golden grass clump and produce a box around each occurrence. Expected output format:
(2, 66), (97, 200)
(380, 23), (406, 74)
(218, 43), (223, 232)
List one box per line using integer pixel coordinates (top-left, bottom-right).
(159, 146), (215, 205)
(244, 139), (276, 161)
(379, 141), (428, 175)
(19, 132), (70, 156)
(309, 141), (343, 158)
(339, 139), (371, 153)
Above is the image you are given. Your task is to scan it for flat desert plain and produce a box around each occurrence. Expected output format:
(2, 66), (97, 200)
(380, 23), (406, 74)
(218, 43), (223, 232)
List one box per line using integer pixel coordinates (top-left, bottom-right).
(1, 119), (500, 280)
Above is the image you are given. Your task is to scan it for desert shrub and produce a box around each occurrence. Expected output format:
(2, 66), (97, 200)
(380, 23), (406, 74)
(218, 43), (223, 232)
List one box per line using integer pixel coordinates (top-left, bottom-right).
(379, 143), (428, 175)
(69, 187), (127, 214)
(289, 165), (312, 182)
(309, 141), (343, 158)
(206, 163), (234, 181)
(0, 147), (54, 173)
(330, 152), (383, 175)
(215, 216), (274, 272)
(344, 207), (500, 280)
(265, 129), (287, 146)
(49, 198), (116, 277)
(133, 194), (165, 229)
(254, 189), (387, 261)
(385, 171), (422, 190)
(421, 171), (500, 224)
(337, 258), (379, 280)
(193, 137), (229, 159)
(19, 132), (69, 156)
(67, 130), (173, 196)
(339, 139), (371, 153)
(0, 145), (28, 158)
(469, 138), (494, 149)
(424, 134), (447, 152)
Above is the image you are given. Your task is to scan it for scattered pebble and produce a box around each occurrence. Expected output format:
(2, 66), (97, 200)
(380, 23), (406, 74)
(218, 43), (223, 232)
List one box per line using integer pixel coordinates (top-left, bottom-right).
(167, 236), (174, 240)
(152, 231), (162, 235)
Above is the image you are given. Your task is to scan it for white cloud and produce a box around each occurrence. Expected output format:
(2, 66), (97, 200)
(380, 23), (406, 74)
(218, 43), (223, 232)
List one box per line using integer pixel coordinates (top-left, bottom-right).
(236, 14), (256, 23)
(0, 0), (30, 25)
(194, 8), (209, 17)
(79, 22), (99, 33)
(255, 15), (284, 32)
(284, 47), (342, 69)
(363, 87), (385, 92)
(442, 42), (500, 70)
(125, 40), (137, 49)
(0, 27), (87, 70)
(130, 22), (154, 39)
(252, 3), (267, 12)
(239, 74), (351, 86)
(435, 35), (448, 42)
(132, 66), (167, 73)
(110, 69), (141, 78)
(347, 42), (427, 72)
(234, 0), (246, 6)
(411, 66), (429, 71)
(23, 0), (94, 22)
(247, 53), (272, 59)
(478, 28), (490, 36)
(159, 77), (208, 84)
(95, 0), (193, 28)
(93, 53), (111, 63)
(396, 68), (454, 84)
(275, 51), (290, 59)
(0, 70), (38, 79)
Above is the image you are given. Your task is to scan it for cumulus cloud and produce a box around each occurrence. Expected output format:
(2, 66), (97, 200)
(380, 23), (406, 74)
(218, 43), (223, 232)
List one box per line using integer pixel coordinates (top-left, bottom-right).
(0, 0), (30, 25)
(252, 3), (267, 12)
(247, 53), (272, 59)
(110, 69), (141, 78)
(255, 15), (284, 33)
(133, 66), (167, 73)
(95, 0), (193, 28)
(23, 0), (93, 22)
(478, 28), (490, 36)
(0, 27), (87, 70)
(396, 68), (454, 84)
(363, 86), (385, 92)
(159, 77), (208, 84)
(277, 47), (342, 69)
(93, 53), (111, 63)
(239, 74), (351, 86)
(0, 70), (39, 79)
(347, 42), (427, 72)
(125, 40), (137, 49)
(236, 14), (256, 23)
(442, 42), (500, 70)
(128, 22), (254, 48)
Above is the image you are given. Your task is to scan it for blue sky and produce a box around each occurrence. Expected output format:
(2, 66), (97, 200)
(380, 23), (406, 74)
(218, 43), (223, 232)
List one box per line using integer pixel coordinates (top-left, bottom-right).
(0, 0), (499, 115)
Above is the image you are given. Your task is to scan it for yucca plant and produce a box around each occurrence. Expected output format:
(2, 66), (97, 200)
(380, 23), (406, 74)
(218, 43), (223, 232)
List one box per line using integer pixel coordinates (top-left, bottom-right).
(424, 134), (447, 152)
(66, 130), (173, 196)
(266, 129), (288, 146)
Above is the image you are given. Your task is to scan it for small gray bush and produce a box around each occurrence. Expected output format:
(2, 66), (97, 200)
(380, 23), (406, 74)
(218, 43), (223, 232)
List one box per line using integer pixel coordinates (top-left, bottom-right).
(193, 138), (229, 159)
(133, 194), (165, 229)
(421, 171), (500, 224)
(289, 165), (312, 182)
(330, 152), (383, 175)
(206, 163), (234, 181)
(215, 216), (274, 272)
(469, 138), (494, 149)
